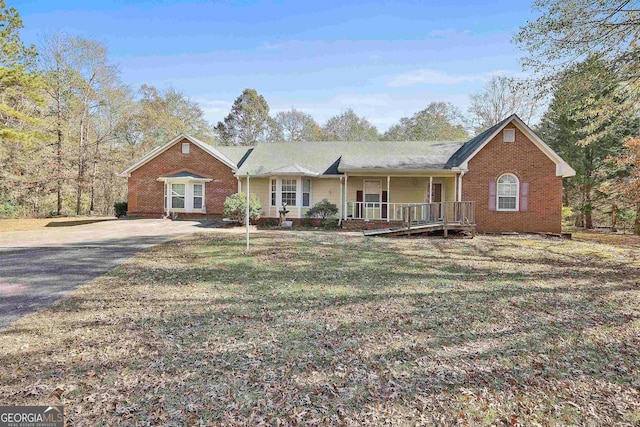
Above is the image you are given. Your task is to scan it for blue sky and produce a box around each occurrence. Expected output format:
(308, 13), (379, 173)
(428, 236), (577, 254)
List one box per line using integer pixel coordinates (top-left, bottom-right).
(16, 0), (534, 131)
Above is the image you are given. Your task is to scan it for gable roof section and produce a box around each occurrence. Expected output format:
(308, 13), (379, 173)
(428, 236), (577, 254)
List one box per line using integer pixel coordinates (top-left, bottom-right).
(236, 140), (465, 176)
(161, 171), (208, 179)
(445, 116), (513, 169)
(217, 146), (254, 168)
(446, 114), (576, 177)
(118, 134), (239, 177)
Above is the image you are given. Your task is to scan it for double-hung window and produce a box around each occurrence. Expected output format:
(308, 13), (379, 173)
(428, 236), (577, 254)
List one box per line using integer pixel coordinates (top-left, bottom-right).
(497, 174), (518, 211)
(364, 180), (381, 207)
(193, 183), (203, 209)
(281, 179), (297, 206)
(171, 184), (186, 209)
(270, 179), (277, 206)
(302, 179), (311, 207)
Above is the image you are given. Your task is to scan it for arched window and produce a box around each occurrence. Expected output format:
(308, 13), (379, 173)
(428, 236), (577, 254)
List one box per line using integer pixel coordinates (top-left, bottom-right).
(497, 174), (519, 211)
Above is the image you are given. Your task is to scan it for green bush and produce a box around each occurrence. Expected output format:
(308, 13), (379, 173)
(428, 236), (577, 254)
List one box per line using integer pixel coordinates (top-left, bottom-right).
(305, 199), (338, 220)
(114, 201), (128, 217)
(224, 193), (262, 225)
(321, 218), (339, 230)
(0, 196), (18, 218)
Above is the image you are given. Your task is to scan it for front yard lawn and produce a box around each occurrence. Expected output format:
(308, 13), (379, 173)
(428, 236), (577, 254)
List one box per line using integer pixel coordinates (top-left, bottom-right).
(1, 232), (639, 425)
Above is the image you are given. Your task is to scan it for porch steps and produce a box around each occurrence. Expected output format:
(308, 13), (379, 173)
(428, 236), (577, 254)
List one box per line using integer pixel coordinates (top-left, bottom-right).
(362, 222), (476, 238)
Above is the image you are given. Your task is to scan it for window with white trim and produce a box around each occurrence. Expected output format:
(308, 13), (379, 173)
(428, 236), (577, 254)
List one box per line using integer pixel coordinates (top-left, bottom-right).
(182, 143), (190, 154)
(193, 183), (204, 209)
(364, 180), (381, 206)
(281, 179), (297, 206)
(503, 129), (515, 142)
(171, 184), (185, 209)
(497, 174), (518, 211)
(302, 179), (311, 207)
(270, 179), (276, 206)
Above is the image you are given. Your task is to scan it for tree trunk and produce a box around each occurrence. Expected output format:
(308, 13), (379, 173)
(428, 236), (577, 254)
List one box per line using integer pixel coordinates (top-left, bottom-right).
(56, 94), (63, 216)
(584, 184), (593, 229)
(611, 204), (617, 232)
(76, 112), (87, 215)
(635, 203), (640, 236)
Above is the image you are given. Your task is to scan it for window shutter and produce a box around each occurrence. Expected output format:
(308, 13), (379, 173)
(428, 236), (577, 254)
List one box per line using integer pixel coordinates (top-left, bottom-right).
(520, 182), (529, 212)
(488, 181), (496, 211)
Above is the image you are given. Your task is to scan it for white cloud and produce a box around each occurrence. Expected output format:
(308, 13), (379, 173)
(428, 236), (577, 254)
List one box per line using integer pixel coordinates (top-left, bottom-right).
(386, 69), (505, 87)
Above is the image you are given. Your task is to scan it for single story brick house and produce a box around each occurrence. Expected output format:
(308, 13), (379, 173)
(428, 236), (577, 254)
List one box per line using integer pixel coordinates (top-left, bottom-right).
(119, 114), (575, 233)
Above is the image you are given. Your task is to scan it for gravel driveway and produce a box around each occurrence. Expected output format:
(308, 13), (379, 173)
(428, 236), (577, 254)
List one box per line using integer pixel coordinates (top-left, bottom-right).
(0, 219), (215, 329)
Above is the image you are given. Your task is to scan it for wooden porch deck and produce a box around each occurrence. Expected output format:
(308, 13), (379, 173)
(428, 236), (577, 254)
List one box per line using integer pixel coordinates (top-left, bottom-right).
(361, 201), (476, 238)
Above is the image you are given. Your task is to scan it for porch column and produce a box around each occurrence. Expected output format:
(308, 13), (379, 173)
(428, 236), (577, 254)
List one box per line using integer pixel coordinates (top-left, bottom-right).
(387, 175), (390, 222)
(457, 172), (464, 202)
(338, 176), (343, 224)
(429, 176), (433, 203)
(343, 174), (348, 220)
(454, 174), (457, 202)
(297, 178), (302, 219)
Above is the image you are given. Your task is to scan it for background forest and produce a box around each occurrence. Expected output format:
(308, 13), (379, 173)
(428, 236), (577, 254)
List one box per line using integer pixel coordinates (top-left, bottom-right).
(1, 0), (639, 234)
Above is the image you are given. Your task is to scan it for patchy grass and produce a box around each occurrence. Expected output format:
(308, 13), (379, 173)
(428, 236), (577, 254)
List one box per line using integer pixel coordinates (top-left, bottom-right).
(0, 216), (115, 233)
(1, 232), (639, 426)
(573, 230), (640, 248)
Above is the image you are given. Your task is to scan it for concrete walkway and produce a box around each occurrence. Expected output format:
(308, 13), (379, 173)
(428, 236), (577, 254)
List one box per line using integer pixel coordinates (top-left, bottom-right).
(0, 219), (216, 329)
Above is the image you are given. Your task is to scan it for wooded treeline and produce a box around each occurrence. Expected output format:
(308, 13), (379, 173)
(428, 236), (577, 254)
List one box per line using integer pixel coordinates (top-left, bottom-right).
(0, 0), (639, 234)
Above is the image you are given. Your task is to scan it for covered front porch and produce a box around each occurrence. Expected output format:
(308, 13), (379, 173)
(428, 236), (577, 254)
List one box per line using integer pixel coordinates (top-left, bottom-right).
(342, 173), (461, 222)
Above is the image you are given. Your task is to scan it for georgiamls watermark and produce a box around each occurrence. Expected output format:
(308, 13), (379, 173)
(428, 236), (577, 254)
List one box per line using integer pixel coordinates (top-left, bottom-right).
(0, 406), (64, 427)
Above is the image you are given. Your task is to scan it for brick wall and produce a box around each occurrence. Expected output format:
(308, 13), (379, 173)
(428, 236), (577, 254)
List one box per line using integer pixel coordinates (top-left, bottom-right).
(127, 138), (238, 216)
(462, 123), (563, 233)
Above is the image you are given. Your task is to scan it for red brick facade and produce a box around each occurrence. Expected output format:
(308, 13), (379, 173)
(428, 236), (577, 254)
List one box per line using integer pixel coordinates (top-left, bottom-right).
(461, 124), (563, 233)
(126, 138), (238, 217)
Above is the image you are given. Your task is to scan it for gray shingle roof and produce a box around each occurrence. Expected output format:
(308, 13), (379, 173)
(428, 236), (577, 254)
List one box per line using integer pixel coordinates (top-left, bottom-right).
(236, 140), (465, 176)
(204, 116), (526, 176)
(162, 171), (207, 179)
(216, 146), (254, 167)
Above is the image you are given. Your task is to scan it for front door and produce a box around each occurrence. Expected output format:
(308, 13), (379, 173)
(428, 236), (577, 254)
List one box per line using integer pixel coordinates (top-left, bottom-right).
(431, 183), (442, 203)
(431, 183), (443, 219)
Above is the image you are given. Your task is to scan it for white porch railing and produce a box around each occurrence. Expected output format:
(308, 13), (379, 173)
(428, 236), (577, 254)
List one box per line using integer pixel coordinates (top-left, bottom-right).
(346, 201), (475, 225)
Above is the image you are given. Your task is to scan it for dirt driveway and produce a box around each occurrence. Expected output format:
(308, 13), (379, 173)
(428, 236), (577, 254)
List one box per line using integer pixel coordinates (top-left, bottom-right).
(0, 219), (217, 329)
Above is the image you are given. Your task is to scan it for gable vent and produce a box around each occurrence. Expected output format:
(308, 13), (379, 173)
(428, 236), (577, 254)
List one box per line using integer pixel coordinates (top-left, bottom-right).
(503, 129), (515, 142)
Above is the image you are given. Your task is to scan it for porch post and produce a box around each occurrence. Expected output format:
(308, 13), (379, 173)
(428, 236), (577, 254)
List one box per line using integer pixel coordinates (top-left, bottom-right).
(387, 175), (390, 222)
(429, 176), (433, 203)
(344, 173), (348, 221)
(338, 176), (343, 225)
(297, 178), (301, 219)
(458, 171), (465, 202)
(454, 173), (458, 202)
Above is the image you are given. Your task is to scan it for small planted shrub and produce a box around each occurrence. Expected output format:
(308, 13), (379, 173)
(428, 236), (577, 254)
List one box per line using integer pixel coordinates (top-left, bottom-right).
(114, 201), (128, 218)
(306, 199), (339, 229)
(321, 218), (339, 230)
(224, 193), (262, 225)
(305, 199), (338, 220)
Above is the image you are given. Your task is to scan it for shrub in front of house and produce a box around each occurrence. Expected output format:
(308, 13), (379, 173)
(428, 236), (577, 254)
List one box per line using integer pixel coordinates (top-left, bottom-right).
(306, 199), (339, 229)
(114, 201), (128, 218)
(224, 193), (262, 225)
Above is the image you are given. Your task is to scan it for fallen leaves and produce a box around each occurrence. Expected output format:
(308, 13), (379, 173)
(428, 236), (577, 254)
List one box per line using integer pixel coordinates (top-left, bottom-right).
(0, 232), (639, 425)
